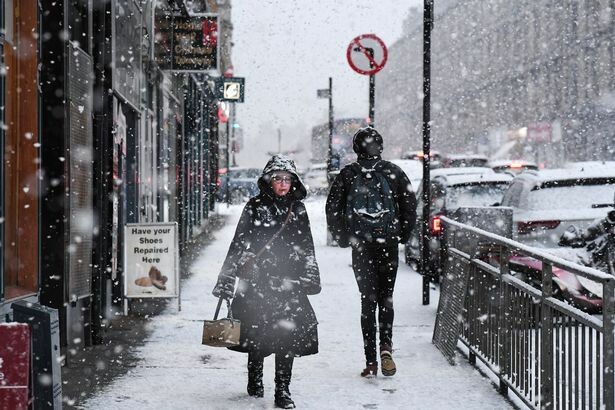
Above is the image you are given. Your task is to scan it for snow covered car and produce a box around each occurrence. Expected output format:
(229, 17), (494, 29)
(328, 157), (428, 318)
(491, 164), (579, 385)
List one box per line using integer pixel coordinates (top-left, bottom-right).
(390, 159), (422, 193)
(442, 154), (489, 168)
(303, 163), (329, 195)
(508, 254), (603, 313)
(217, 167), (261, 203)
(406, 167), (513, 277)
(500, 168), (615, 248)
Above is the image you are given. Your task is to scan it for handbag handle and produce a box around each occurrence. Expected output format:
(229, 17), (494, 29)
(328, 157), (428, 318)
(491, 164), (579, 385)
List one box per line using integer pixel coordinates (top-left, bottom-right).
(213, 297), (233, 320)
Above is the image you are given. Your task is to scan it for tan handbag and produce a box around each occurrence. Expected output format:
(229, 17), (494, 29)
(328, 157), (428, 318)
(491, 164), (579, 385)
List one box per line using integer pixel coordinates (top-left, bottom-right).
(202, 298), (241, 347)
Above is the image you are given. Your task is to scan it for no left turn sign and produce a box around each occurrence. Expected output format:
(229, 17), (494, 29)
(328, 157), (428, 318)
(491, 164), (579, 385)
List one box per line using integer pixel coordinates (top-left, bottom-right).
(346, 34), (388, 76)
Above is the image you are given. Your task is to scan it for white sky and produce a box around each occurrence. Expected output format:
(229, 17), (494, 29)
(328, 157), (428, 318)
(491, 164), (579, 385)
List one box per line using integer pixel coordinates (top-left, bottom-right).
(232, 0), (421, 168)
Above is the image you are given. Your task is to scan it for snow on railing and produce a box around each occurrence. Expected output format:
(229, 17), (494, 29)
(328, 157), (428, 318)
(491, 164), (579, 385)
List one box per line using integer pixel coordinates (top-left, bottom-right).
(440, 215), (615, 410)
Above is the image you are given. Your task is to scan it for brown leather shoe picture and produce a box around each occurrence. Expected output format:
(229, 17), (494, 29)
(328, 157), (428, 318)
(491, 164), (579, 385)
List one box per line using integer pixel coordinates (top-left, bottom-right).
(134, 266), (168, 290)
(134, 276), (153, 287)
(149, 266), (168, 290)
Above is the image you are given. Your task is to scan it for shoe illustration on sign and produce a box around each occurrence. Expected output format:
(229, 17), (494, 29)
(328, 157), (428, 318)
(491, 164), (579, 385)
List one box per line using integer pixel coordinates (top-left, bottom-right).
(134, 266), (169, 291)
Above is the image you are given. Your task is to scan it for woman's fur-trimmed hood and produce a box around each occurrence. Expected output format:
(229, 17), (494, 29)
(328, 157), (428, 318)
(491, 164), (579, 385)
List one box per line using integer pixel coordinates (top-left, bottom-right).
(258, 154), (307, 200)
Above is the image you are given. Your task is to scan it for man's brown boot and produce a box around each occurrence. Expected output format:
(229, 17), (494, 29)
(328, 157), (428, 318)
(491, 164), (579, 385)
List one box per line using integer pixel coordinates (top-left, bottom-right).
(360, 362), (378, 378)
(380, 348), (396, 376)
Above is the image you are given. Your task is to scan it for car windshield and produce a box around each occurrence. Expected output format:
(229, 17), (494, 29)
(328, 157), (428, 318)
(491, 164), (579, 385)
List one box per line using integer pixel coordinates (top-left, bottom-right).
(445, 182), (509, 209)
(528, 183), (615, 210)
(447, 158), (488, 167)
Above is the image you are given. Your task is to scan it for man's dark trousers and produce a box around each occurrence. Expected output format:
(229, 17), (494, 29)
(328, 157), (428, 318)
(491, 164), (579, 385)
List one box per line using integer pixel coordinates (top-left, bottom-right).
(351, 245), (398, 364)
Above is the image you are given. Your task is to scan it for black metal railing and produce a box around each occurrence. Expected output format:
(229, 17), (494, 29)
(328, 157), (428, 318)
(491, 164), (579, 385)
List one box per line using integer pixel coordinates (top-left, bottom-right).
(441, 216), (615, 410)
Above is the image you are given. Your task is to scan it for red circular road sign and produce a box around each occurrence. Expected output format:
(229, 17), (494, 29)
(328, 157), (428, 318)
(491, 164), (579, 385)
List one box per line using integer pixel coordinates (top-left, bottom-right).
(346, 34), (388, 76)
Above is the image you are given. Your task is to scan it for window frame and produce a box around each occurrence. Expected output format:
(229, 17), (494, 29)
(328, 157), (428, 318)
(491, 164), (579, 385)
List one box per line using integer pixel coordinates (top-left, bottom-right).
(0, 3), (5, 301)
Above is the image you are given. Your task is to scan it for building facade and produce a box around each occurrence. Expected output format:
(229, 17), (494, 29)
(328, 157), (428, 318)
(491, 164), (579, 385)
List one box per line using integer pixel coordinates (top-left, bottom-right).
(1, 0), (232, 359)
(377, 0), (615, 164)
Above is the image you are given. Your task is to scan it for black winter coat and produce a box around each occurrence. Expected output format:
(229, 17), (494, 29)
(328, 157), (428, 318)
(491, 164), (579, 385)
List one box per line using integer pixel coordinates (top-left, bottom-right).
(326, 156), (417, 248)
(213, 193), (321, 357)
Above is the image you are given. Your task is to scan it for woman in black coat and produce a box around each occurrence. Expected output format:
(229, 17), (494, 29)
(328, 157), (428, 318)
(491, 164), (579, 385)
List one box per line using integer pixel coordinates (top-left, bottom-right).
(213, 155), (321, 409)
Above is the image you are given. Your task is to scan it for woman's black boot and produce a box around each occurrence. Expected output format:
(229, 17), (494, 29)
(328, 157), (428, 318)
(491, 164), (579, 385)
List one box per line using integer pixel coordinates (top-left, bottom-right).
(274, 354), (295, 409)
(247, 354), (264, 398)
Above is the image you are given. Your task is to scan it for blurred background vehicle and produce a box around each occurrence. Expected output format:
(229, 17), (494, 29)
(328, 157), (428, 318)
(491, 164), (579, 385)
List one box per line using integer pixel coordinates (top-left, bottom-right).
(401, 150), (443, 168)
(217, 167), (261, 204)
(500, 167), (615, 248)
(390, 159), (423, 193)
(489, 159), (538, 175)
(406, 167), (513, 276)
(442, 153), (489, 168)
(564, 161), (615, 171)
(507, 216), (615, 314)
(303, 163), (329, 196)
(311, 118), (368, 172)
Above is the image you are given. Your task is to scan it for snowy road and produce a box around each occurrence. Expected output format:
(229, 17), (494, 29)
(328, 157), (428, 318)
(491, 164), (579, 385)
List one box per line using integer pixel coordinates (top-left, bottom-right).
(82, 199), (512, 409)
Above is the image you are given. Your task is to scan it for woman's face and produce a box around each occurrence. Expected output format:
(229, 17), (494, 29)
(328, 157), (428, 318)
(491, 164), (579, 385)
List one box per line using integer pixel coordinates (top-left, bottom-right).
(270, 171), (292, 197)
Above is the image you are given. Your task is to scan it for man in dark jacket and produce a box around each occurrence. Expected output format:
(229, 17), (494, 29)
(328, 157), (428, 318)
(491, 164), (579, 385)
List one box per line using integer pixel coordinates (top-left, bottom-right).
(326, 127), (416, 378)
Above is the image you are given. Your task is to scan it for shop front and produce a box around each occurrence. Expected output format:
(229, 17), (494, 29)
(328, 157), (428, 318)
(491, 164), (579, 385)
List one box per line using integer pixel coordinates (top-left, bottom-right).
(1, 0), (40, 316)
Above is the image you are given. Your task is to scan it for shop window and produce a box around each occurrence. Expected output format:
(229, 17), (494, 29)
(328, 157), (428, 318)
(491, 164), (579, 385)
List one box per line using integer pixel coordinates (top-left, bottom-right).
(3, 1), (39, 300)
(0, 41), (4, 300)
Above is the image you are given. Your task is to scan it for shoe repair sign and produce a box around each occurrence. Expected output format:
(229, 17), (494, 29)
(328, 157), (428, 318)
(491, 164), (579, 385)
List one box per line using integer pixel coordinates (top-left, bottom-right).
(124, 223), (179, 298)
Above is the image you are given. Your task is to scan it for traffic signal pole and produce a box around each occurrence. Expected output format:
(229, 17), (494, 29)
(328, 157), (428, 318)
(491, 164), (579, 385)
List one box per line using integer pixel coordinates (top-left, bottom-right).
(421, 0), (434, 305)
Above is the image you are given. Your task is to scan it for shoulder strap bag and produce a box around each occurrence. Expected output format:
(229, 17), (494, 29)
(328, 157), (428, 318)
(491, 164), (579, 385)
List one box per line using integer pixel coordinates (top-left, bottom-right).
(202, 297), (241, 347)
(236, 202), (294, 278)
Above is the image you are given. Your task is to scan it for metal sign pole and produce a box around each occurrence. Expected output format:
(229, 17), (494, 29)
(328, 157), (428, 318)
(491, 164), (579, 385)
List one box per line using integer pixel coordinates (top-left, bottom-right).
(422, 0), (434, 305)
(230, 103), (235, 167)
(369, 74), (375, 127)
(366, 47), (375, 127)
(226, 113), (231, 207)
(327, 77), (334, 179)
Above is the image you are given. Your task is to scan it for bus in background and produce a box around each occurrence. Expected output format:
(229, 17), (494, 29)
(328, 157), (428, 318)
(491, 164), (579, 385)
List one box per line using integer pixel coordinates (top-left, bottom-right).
(311, 118), (368, 170)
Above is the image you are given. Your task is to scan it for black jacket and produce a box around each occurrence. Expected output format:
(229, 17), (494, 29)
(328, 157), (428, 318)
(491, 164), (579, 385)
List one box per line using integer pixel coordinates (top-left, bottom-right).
(213, 155), (320, 356)
(326, 156), (417, 248)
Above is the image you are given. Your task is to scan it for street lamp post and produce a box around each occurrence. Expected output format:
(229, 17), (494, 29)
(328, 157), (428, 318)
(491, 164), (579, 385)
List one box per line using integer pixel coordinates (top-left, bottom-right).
(421, 0), (434, 305)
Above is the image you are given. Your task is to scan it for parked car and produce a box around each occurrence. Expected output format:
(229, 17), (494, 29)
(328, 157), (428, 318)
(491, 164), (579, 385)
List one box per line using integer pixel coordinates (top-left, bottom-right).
(303, 163), (329, 195)
(489, 159), (538, 175)
(217, 167), (261, 203)
(406, 167), (513, 276)
(390, 159), (423, 193)
(442, 154), (489, 168)
(500, 168), (615, 248)
(402, 150), (443, 162)
(564, 160), (615, 171)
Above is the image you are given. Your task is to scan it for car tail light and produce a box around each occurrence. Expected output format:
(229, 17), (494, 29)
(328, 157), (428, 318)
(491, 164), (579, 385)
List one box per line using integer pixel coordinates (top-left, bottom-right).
(517, 220), (561, 234)
(430, 214), (443, 236)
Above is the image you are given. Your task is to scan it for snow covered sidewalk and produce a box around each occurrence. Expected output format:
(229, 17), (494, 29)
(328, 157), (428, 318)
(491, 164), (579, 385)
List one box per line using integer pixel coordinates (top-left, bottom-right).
(81, 199), (511, 409)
